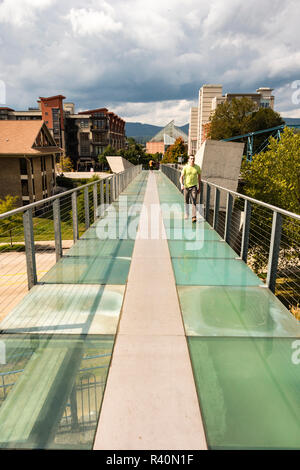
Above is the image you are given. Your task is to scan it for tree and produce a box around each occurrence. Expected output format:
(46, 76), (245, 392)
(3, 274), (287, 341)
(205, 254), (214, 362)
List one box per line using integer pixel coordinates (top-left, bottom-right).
(241, 127), (300, 214)
(119, 138), (148, 166)
(209, 97), (256, 141)
(0, 195), (23, 246)
(60, 156), (73, 172)
(161, 137), (187, 164)
(209, 98), (284, 153)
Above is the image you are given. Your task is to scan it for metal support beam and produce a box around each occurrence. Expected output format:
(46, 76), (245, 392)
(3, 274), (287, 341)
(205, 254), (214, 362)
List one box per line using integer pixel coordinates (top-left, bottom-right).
(224, 193), (233, 243)
(240, 200), (251, 262)
(266, 211), (282, 293)
(213, 188), (220, 230)
(84, 187), (90, 230)
(93, 183), (98, 222)
(72, 191), (79, 242)
(23, 208), (37, 289)
(205, 184), (211, 222)
(53, 198), (62, 262)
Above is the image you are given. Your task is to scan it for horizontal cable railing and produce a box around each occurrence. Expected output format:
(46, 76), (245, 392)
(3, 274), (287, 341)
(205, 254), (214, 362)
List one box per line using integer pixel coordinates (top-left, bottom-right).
(0, 165), (142, 320)
(161, 164), (300, 320)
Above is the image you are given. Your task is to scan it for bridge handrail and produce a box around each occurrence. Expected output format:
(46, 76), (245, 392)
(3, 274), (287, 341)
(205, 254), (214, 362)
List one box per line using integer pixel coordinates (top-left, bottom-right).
(0, 167), (141, 220)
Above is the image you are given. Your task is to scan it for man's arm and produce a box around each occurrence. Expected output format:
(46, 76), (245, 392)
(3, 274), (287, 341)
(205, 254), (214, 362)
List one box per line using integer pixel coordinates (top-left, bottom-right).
(180, 170), (185, 190)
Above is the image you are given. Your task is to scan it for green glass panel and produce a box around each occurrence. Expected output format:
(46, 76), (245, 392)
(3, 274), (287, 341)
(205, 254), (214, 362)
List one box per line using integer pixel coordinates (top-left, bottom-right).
(172, 258), (262, 286)
(41, 256), (130, 285)
(169, 240), (236, 258)
(188, 336), (300, 449)
(0, 334), (114, 449)
(67, 238), (135, 257)
(166, 227), (221, 241)
(178, 286), (300, 337)
(0, 284), (125, 335)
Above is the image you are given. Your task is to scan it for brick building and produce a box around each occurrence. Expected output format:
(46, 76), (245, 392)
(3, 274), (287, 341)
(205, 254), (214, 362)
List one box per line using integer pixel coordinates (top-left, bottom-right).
(0, 97), (126, 171)
(0, 121), (62, 207)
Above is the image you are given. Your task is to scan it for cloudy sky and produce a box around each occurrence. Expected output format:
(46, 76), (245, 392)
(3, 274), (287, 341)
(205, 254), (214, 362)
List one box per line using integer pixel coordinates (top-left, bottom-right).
(1, 0), (300, 125)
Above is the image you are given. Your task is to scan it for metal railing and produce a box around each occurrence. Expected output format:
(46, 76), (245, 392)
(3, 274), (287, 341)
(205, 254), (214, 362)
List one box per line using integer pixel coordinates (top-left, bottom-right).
(161, 164), (300, 318)
(0, 165), (142, 318)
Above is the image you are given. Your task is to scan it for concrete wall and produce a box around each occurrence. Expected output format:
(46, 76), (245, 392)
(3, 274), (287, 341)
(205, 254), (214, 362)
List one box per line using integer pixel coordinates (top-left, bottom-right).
(195, 139), (245, 209)
(106, 156), (134, 174)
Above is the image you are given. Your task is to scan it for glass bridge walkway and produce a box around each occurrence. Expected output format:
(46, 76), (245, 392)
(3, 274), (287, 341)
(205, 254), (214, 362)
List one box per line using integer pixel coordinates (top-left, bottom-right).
(0, 170), (299, 450)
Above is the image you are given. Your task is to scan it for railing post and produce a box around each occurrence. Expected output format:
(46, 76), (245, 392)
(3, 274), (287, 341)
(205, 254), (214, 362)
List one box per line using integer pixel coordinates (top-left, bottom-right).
(240, 200), (251, 262)
(53, 198), (62, 262)
(205, 184), (211, 222)
(84, 187), (90, 230)
(100, 180), (104, 215)
(23, 208), (37, 289)
(110, 176), (114, 202)
(106, 178), (109, 206)
(213, 187), (220, 229)
(266, 211), (282, 293)
(200, 181), (204, 205)
(224, 193), (233, 243)
(93, 183), (98, 222)
(72, 191), (79, 242)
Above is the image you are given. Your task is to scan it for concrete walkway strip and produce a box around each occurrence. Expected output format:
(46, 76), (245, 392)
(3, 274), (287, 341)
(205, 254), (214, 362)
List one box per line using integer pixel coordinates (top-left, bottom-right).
(93, 172), (208, 450)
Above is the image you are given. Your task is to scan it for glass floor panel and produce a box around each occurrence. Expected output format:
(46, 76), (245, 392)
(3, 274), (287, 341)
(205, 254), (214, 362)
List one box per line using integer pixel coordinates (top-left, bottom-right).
(188, 336), (300, 449)
(0, 334), (114, 449)
(165, 227), (222, 241)
(0, 284), (125, 335)
(41, 256), (131, 285)
(172, 258), (263, 286)
(169, 240), (237, 259)
(178, 286), (300, 337)
(66, 238), (135, 257)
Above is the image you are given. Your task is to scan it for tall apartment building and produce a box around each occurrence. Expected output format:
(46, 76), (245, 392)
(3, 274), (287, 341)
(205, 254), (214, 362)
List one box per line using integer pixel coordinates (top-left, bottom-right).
(0, 96), (126, 171)
(187, 107), (199, 156)
(189, 84), (275, 152)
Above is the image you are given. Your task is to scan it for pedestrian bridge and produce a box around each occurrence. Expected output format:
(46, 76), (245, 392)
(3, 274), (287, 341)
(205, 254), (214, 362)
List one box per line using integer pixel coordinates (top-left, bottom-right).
(0, 168), (299, 450)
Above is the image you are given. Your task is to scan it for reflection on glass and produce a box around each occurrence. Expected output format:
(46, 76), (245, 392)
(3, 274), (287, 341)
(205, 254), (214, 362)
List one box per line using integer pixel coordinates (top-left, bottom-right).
(0, 334), (113, 449)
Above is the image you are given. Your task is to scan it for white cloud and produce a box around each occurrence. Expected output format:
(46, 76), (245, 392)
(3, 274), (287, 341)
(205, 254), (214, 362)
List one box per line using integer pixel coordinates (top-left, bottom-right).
(67, 7), (122, 36)
(0, 0), (54, 26)
(110, 99), (197, 126)
(1, 0), (300, 124)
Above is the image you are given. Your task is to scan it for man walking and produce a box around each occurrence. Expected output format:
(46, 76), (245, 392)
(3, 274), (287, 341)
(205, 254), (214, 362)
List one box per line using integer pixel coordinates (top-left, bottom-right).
(180, 156), (201, 223)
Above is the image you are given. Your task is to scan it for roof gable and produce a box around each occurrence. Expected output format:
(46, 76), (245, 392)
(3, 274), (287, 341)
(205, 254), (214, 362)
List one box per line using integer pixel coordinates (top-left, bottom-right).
(0, 121), (62, 155)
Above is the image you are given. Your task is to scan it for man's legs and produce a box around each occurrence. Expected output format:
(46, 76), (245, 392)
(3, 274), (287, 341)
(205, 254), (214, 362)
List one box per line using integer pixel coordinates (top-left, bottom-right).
(184, 187), (190, 218)
(190, 186), (198, 219)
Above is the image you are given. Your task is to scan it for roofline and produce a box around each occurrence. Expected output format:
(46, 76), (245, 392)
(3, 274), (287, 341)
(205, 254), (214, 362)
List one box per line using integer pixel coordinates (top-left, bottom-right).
(38, 95), (66, 101)
(78, 107), (108, 115)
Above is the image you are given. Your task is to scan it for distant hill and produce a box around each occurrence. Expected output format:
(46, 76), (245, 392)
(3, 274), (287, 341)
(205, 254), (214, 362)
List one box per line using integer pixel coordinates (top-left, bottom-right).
(283, 117), (300, 126)
(125, 122), (189, 143)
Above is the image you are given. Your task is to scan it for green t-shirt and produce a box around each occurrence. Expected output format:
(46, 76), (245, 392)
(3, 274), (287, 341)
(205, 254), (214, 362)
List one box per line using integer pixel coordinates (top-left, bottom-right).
(181, 164), (201, 188)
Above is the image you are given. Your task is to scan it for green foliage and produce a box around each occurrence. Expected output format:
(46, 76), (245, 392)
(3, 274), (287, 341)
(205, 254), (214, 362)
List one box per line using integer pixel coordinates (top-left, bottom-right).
(241, 127), (300, 214)
(60, 156), (73, 172)
(161, 137), (187, 164)
(209, 97), (256, 140)
(241, 127), (300, 276)
(119, 138), (149, 166)
(0, 195), (23, 246)
(209, 98), (284, 153)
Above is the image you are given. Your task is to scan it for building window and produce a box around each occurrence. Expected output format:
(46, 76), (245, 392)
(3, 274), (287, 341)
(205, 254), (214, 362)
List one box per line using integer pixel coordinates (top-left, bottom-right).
(21, 179), (29, 197)
(19, 158), (28, 176)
